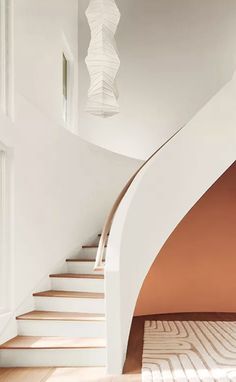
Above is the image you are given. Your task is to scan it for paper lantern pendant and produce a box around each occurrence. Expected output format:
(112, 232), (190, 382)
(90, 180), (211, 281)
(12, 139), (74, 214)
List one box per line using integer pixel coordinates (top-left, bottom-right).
(85, 0), (121, 118)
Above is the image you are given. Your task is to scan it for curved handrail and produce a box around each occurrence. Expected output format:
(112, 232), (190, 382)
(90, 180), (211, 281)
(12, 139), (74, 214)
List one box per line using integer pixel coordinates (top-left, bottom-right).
(94, 125), (185, 270)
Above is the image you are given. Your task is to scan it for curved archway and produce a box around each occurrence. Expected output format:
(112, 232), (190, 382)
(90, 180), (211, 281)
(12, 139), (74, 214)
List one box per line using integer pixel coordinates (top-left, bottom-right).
(135, 161), (236, 316)
(122, 162), (236, 374)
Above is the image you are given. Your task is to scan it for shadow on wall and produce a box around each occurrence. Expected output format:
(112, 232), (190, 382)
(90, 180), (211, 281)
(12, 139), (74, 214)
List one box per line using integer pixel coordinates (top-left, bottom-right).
(135, 161), (236, 316)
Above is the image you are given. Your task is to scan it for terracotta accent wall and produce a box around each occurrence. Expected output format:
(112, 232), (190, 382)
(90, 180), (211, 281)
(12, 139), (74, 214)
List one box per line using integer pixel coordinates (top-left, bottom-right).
(135, 162), (236, 316)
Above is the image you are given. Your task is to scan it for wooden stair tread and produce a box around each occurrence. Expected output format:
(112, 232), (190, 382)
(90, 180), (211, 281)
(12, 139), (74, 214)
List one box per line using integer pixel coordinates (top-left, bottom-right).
(49, 273), (104, 279)
(33, 290), (104, 299)
(0, 336), (106, 349)
(82, 245), (107, 249)
(66, 258), (105, 263)
(16, 310), (105, 322)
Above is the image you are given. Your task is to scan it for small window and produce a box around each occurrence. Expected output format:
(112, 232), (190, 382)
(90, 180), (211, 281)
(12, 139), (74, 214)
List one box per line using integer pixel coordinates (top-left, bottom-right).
(62, 53), (68, 123)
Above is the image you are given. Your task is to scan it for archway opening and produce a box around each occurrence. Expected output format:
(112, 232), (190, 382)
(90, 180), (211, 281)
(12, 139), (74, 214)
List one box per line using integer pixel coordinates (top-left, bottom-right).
(136, 161), (236, 316)
(124, 161), (236, 375)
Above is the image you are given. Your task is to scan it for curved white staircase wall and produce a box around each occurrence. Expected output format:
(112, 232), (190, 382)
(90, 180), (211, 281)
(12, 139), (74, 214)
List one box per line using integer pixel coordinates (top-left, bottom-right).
(0, 92), (140, 343)
(0, 0), (141, 344)
(105, 74), (236, 374)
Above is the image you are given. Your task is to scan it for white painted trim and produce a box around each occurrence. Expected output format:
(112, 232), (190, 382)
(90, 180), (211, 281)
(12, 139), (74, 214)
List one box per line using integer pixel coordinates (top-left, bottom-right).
(0, 0), (14, 120)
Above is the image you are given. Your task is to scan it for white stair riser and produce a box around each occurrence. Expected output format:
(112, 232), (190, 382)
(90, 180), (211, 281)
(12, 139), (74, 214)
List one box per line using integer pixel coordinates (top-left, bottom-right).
(67, 262), (104, 275)
(0, 348), (106, 367)
(34, 297), (105, 313)
(79, 248), (106, 260)
(51, 277), (104, 293)
(17, 320), (106, 337)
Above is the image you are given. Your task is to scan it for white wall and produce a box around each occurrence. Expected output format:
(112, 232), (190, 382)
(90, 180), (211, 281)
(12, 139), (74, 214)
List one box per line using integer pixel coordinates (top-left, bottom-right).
(105, 75), (236, 374)
(0, 0), (140, 342)
(14, 0), (78, 130)
(77, 0), (236, 160)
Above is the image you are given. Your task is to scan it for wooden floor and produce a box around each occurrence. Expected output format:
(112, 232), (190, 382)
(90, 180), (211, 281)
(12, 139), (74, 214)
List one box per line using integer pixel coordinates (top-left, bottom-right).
(0, 368), (141, 381)
(1, 313), (236, 381)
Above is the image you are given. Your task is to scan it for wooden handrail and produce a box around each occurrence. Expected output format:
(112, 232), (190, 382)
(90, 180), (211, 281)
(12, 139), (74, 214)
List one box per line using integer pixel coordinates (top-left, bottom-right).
(94, 125), (184, 271)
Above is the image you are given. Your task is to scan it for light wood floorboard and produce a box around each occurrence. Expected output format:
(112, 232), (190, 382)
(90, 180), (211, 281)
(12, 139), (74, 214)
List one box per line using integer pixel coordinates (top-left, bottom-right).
(0, 368), (53, 382)
(0, 368), (141, 381)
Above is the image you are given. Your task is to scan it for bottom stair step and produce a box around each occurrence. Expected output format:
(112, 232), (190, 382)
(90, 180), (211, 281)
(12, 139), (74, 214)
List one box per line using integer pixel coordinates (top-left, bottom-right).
(0, 336), (105, 349)
(16, 311), (106, 337)
(0, 336), (106, 367)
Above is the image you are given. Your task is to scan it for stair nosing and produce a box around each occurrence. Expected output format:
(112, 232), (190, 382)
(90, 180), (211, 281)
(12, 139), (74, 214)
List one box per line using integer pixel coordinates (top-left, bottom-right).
(0, 336), (106, 350)
(16, 310), (105, 322)
(33, 290), (104, 299)
(82, 245), (107, 249)
(66, 259), (105, 263)
(49, 273), (104, 279)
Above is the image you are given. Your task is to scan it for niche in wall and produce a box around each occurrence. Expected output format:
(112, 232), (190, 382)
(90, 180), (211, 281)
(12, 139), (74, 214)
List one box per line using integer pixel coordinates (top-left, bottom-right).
(135, 162), (236, 316)
(62, 34), (77, 134)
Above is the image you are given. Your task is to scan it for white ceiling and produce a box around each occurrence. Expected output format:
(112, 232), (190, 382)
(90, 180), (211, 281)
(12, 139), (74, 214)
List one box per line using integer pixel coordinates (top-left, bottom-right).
(77, 0), (236, 160)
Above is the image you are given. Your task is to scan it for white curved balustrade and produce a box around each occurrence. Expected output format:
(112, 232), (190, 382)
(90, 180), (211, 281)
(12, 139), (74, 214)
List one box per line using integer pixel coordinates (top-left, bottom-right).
(105, 74), (236, 374)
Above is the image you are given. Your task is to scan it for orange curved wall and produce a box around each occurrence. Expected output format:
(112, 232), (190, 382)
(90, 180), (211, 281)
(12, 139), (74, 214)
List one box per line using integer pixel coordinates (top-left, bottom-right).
(135, 162), (236, 316)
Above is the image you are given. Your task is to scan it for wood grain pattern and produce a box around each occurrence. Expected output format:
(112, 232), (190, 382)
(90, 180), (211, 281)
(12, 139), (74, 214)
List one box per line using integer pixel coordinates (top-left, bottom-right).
(66, 259), (105, 262)
(0, 368), (53, 382)
(0, 336), (106, 349)
(16, 311), (105, 321)
(33, 290), (104, 299)
(0, 368), (141, 381)
(49, 273), (104, 279)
